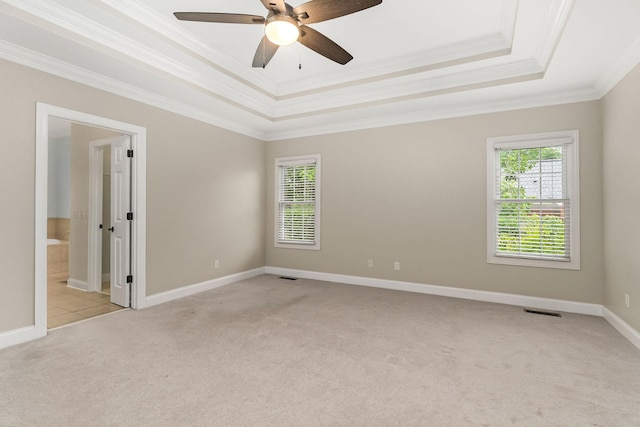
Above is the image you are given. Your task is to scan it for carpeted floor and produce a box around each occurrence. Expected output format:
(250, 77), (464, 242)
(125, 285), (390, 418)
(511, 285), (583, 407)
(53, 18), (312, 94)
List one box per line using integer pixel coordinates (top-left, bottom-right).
(1, 274), (639, 426)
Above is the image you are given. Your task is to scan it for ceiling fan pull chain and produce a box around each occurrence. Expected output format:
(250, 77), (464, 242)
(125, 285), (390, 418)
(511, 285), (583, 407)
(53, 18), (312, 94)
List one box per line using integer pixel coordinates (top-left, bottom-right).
(298, 44), (302, 70)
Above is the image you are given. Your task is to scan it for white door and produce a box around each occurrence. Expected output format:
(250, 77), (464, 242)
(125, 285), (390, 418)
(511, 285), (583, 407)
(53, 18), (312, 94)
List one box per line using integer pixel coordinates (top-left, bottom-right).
(110, 135), (131, 307)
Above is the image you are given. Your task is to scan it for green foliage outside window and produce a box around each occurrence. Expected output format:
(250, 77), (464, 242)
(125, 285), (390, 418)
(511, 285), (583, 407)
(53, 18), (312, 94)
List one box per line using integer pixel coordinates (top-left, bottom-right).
(498, 210), (566, 256)
(497, 147), (567, 257)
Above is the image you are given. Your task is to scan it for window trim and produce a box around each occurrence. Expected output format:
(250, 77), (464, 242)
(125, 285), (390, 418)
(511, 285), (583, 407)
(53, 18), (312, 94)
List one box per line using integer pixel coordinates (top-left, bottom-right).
(274, 154), (321, 250)
(486, 130), (580, 270)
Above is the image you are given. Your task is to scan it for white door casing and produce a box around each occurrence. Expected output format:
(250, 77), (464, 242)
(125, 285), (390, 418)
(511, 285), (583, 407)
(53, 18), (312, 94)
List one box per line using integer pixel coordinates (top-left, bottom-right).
(28, 102), (147, 346)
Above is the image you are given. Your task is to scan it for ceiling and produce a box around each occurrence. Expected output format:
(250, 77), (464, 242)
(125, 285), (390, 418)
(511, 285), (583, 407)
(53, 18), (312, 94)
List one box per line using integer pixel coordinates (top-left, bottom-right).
(1, 0), (640, 141)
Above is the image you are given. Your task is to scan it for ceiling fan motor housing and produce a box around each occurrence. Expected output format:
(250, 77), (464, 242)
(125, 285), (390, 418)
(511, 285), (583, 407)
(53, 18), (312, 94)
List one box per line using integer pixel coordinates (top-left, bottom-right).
(265, 14), (300, 46)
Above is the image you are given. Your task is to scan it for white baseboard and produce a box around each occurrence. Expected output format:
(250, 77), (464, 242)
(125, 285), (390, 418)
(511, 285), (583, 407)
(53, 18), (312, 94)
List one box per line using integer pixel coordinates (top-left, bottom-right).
(602, 307), (640, 351)
(3, 266), (637, 352)
(66, 278), (88, 292)
(266, 267), (640, 351)
(141, 267), (266, 308)
(0, 326), (41, 350)
(0, 268), (265, 350)
(265, 267), (603, 316)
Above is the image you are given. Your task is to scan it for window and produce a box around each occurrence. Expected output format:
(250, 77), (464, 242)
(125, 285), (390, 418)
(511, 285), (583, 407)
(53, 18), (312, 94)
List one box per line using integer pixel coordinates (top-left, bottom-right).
(486, 131), (579, 269)
(275, 154), (321, 250)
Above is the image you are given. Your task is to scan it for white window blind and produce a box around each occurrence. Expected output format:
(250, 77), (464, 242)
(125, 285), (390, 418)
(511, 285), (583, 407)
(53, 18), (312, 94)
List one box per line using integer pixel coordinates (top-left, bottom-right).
(487, 131), (580, 270)
(275, 155), (320, 249)
(495, 145), (569, 259)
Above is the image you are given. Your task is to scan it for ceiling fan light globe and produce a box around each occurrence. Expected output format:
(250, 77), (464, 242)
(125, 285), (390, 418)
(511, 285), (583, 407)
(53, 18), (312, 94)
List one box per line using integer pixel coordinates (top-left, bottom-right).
(265, 16), (299, 46)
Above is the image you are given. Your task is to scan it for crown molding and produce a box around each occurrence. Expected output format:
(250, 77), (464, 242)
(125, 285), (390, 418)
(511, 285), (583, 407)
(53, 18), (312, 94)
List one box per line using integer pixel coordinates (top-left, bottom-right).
(275, 0), (519, 97)
(96, 0), (521, 104)
(264, 86), (601, 141)
(2, 0), (275, 115)
(94, 0), (278, 97)
(276, 36), (513, 100)
(535, 0), (576, 68)
(594, 35), (640, 97)
(0, 0), (620, 143)
(500, 0), (519, 44)
(271, 59), (543, 118)
(0, 36), (601, 144)
(0, 40), (266, 140)
(1, 0), (572, 125)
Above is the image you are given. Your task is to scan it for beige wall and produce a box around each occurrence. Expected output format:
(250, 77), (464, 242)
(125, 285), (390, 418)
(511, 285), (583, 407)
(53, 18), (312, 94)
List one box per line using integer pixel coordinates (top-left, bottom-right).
(603, 63), (640, 331)
(266, 101), (605, 304)
(145, 116), (265, 293)
(0, 59), (265, 333)
(4, 50), (634, 337)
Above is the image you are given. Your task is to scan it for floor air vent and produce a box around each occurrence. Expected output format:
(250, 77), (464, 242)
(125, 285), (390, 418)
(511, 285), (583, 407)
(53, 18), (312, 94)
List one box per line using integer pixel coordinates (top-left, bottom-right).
(524, 309), (561, 317)
(279, 276), (298, 281)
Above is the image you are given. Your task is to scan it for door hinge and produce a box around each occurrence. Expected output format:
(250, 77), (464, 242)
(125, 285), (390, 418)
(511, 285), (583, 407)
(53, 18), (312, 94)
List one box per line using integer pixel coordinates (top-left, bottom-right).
(127, 149), (134, 158)
(127, 212), (134, 221)
(126, 275), (133, 284)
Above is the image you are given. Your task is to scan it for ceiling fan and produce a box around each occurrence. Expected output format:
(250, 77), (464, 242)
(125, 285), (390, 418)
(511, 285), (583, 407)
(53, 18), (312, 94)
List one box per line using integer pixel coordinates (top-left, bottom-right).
(174, 0), (383, 68)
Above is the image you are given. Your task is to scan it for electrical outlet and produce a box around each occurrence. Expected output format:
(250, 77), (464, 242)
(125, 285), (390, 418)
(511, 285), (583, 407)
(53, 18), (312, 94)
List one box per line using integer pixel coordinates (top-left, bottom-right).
(625, 294), (630, 308)
(214, 259), (219, 269)
(368, 259), (374, 268)
(394, 261), (400, 271)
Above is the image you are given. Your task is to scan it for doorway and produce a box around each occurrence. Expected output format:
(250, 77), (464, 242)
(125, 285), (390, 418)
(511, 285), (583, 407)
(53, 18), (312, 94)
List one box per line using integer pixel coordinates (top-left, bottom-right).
(46, 121), (128, 328)
(35, 103), (147, 338)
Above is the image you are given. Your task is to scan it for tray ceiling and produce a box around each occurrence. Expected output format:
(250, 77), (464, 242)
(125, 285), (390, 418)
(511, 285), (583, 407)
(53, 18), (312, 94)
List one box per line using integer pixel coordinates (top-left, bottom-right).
(1, 0), (639, 140)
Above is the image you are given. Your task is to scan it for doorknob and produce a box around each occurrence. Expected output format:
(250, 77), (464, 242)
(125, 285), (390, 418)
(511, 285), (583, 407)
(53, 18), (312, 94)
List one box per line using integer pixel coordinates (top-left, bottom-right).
(108, 227), (114, 232)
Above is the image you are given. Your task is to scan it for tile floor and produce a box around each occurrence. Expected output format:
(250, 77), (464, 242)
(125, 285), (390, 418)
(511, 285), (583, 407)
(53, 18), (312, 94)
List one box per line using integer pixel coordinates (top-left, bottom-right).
(48, 273), (124, 329)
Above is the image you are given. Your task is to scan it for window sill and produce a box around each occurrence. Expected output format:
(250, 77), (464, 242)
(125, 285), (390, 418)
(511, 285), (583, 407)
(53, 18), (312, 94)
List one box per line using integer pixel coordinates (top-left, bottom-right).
(487, 254), (580, 270)
(275, 242), (321, 251)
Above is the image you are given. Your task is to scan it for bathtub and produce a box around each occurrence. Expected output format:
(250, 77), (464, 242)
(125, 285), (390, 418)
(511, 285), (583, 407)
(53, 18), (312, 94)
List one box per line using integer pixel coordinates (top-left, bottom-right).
(47, 238), (68, 275)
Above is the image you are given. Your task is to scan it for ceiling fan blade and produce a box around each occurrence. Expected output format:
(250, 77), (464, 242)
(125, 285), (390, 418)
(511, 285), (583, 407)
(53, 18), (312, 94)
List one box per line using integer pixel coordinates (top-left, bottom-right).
(293, 0), (382, 24)
(252, 36), (280, 68)
(259, 0), (287, 14)
(298, 25), (353, 65)
(174, 12), (265, 24)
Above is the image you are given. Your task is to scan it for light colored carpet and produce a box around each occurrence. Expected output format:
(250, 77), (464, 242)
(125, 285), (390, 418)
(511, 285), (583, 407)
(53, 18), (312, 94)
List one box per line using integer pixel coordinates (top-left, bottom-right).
(1, 274), (639, 426)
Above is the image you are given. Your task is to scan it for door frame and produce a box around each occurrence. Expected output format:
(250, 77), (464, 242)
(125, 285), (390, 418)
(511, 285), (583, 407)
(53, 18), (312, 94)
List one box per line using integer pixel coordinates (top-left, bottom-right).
(87, 138), (116, 294)
(35, 103), (146, 337)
